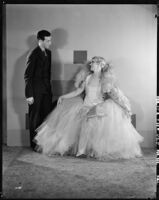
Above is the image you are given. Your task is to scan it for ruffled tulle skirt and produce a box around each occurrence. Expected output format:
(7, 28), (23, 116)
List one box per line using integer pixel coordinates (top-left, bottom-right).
(34, 96), (143, 160)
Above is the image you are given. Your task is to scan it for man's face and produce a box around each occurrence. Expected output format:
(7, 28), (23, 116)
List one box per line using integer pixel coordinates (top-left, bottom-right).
(43, 36), (52, 49)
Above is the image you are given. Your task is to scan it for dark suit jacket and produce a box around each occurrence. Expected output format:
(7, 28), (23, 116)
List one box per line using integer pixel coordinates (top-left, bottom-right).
(24, 46), (52, 98)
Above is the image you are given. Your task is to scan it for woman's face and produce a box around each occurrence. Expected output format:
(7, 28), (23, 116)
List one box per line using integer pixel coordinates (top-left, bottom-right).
(90, 62), (102, 73)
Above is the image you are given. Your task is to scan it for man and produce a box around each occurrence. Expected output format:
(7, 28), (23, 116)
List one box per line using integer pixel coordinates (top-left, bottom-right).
(24, 30), (53, 151)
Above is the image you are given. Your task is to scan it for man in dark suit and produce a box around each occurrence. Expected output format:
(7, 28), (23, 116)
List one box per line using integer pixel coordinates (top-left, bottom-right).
(24, 30), (53, 151)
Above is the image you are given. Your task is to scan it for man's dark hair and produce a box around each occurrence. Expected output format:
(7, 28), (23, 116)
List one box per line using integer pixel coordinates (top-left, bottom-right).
(37, 30), (51, 41)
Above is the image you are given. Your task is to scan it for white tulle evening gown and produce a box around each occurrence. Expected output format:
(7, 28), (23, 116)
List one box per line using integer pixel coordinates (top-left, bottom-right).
(34, 74), (143, 160)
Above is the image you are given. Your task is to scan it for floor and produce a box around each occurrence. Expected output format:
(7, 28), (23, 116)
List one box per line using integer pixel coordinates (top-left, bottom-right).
(2, 145), (156, 199)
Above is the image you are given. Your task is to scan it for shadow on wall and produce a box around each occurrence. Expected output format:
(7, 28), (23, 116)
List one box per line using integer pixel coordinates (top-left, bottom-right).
(11, 34), (37, 145)
(128, 97), (144, 128)
(113, 57), (145, 127)
(130, 96), (156, 148)
(50, 28), (68, 101)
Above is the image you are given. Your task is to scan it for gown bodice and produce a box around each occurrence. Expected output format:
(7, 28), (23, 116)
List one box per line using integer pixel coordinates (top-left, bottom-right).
(84, 75), (104, 106)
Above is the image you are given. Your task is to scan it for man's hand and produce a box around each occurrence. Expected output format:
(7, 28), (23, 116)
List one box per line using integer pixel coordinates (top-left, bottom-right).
(26, 97), (34, 105)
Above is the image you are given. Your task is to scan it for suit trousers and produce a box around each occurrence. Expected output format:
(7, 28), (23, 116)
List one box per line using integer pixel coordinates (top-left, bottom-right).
(28, 93), (52, 149)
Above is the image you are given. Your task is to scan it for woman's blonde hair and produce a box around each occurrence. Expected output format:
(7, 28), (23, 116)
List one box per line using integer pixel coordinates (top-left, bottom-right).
(74, 56), (116, 92)
(90, 56), (106, 67)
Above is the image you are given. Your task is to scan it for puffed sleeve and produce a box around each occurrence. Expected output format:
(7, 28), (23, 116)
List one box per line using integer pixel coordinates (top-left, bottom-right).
(108, 86), (132, 116)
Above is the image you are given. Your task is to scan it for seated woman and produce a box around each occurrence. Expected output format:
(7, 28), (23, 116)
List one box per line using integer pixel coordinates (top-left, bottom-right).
(34, 56), (144, 160)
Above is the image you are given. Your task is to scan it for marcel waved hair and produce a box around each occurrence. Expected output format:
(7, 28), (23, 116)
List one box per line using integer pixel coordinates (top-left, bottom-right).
(74, 56), (116, 93)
